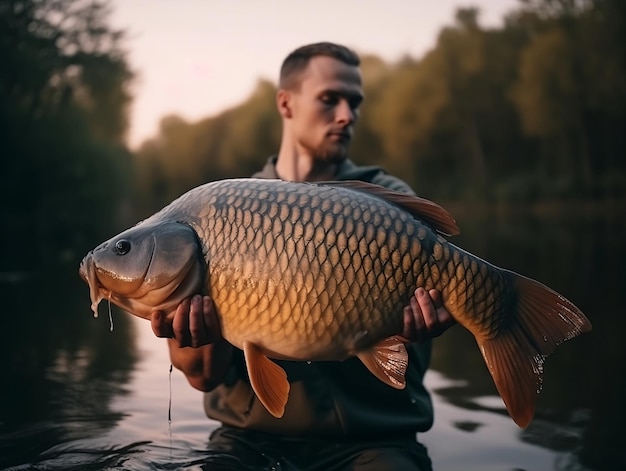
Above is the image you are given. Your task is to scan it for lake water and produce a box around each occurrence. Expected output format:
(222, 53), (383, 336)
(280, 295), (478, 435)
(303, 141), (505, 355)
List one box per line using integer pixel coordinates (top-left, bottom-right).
(0, 207), (622, 470)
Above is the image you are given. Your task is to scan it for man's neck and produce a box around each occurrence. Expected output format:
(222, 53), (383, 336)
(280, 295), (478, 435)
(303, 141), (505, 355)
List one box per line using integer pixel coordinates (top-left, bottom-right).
(275, 149), (338, 183)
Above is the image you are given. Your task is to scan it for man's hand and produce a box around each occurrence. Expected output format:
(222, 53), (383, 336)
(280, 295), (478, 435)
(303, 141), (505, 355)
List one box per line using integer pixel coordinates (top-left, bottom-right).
(151, 294), (222, 348)
(401, 288), (455, 343)
(152, 289), (453, 349)
(151, 295), (232, 391)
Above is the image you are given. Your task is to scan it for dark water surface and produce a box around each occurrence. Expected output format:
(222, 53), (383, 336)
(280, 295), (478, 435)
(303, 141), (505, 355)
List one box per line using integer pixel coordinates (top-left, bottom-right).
(0, 208), (622, 470)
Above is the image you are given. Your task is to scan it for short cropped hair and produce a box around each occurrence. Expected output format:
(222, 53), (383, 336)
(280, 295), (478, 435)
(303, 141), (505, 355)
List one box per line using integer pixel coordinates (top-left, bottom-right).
(279, 42), (360, 90)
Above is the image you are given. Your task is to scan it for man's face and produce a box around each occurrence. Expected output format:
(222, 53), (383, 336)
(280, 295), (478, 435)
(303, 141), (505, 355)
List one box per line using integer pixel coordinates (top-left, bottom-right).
(287, 56), (363, 163)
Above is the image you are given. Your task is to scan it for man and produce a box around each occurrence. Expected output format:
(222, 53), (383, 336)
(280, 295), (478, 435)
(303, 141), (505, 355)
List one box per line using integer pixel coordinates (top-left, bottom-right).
(151, 42), (454, 470)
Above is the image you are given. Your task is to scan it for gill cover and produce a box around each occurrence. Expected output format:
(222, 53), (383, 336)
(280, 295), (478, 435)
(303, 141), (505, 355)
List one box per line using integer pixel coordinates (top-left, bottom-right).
(79, 222), (205, 319)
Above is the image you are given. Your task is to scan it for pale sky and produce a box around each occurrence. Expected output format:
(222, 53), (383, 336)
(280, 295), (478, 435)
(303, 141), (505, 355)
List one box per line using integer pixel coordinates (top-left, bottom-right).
(110, 0), (520, 149)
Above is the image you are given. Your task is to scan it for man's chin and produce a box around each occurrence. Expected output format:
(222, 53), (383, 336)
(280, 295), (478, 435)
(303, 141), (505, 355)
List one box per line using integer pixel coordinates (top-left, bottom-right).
(315, 146), (349, 164)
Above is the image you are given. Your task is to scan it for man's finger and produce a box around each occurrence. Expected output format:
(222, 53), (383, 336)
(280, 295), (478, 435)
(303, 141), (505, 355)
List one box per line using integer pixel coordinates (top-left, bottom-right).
(427, 288), (442, 307)
(416, 287), (441, 332)
(202, 296), (221, 343)
(150, 310), (162, 337)
(408, 290), (427, 343)
(172, 297), (191, 346)
(188, 299), (204, 347)
(402, 305), (415, 341)
(427, 288), (455, 337)
(151, 310), (172, 338)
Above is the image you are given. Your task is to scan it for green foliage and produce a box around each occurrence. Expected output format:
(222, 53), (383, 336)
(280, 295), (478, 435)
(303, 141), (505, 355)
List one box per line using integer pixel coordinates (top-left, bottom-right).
(0, 0), (135, 270)
(135, 0), (625, 209)
(135, 80), (281, 212)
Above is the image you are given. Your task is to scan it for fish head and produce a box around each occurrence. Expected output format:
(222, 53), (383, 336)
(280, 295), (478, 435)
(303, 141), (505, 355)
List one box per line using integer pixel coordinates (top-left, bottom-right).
(79, 221), (205, 320)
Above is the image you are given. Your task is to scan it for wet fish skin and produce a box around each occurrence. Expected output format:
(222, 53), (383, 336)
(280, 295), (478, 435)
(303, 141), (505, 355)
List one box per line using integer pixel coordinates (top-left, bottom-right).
(191, 180), (458, 362)
(80, 221), (205, 320)
(79, 178), (591, 427)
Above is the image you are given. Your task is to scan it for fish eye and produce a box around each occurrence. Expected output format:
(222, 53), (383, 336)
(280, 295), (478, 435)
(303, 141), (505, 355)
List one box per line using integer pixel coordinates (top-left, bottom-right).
(114, 239), (131, 255)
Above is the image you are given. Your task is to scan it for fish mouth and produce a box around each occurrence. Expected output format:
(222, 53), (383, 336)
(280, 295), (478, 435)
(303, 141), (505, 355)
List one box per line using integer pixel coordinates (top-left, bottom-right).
(79, 255), (109, 317)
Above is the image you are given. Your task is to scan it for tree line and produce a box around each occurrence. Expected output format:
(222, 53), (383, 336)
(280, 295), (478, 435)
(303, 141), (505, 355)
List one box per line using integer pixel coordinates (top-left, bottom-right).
(135, 0), (626, 212)
(1, 0), (624, 270)
(0, 0), (134, 268)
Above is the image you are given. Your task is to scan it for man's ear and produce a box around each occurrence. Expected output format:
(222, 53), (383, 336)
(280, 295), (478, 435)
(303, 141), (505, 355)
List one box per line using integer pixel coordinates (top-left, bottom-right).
(276, 89), (292, 119)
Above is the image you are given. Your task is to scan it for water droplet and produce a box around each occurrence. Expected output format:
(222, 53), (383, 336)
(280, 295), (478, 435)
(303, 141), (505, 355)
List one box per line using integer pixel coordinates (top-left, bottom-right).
(107, 299), (114, 332)
(168, 363), (173, 427)
(307, 361), (312, 365)
(411, 397), (417, 404)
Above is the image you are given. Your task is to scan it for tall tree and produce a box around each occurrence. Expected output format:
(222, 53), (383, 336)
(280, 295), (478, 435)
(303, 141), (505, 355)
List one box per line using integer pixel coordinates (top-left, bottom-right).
(0, 0), (135, 268)
(510, 0), (626, 193)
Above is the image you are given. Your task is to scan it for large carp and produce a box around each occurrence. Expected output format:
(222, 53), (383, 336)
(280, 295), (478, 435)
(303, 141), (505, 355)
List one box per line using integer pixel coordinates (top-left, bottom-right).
(79, 178), (591, 427)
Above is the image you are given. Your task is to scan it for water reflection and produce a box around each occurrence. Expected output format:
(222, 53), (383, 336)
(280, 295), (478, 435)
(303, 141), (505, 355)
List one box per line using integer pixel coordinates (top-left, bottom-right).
(429, 207), (625, 470)
(0, 264), (138, 469)
(0, 208), (624, 470)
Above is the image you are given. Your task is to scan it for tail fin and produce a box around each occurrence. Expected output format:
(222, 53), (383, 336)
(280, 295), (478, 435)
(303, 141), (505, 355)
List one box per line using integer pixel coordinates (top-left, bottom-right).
(477, 271), (592, 428)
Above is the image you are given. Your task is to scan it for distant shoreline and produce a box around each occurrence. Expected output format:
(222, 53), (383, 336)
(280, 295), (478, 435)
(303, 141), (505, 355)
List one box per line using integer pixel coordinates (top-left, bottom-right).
(438, 197), (626, 222)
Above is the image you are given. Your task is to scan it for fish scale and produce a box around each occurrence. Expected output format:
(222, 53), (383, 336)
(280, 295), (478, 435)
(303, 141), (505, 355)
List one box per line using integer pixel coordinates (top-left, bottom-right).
(217, 180), (498, 353)
(80, 177), (591, 426)
(192, 180), (415, 358)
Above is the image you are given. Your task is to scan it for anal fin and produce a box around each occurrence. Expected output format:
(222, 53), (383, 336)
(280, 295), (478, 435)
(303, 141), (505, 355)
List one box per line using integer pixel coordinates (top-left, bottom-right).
(357, 336), (408, 389)
(243, 341), (290, 418)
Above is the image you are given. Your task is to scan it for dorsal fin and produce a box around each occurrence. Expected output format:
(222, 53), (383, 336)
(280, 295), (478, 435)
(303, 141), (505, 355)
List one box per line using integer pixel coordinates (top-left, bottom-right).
(317, 180), (460, 236)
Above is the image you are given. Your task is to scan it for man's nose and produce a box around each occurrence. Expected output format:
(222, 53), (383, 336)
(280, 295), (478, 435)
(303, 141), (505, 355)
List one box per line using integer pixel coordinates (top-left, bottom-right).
(335, 100), (356, 125)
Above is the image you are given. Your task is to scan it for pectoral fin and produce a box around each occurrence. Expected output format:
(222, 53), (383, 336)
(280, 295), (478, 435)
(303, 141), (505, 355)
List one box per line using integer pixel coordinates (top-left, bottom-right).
(357, 336), (408, 389)
(242, 341), (290, 418)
